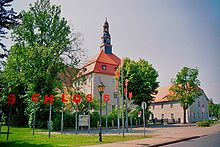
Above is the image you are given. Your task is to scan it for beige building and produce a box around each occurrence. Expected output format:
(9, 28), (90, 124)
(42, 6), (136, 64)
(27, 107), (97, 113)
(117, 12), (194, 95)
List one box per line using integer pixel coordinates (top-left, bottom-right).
(150, 86), (209, 123)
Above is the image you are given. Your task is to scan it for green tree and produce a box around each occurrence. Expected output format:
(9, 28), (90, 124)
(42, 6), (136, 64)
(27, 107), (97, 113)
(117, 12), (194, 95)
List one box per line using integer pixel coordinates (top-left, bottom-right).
(209, 99), (220, 119)
(208, 98), (215, 118)
(116, 58), (159, 107)
(169, 67), (202, 124)
(0, 0), (19, 68)
(1, 0), (85, 126)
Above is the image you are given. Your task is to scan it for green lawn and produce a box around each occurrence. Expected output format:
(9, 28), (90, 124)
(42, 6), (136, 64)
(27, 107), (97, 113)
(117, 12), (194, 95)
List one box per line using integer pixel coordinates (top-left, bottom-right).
(0, 125), (151, 147)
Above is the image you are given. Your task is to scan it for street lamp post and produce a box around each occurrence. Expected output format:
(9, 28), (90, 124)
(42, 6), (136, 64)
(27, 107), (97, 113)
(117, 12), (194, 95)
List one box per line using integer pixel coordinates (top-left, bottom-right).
(97, 82), (105, 142)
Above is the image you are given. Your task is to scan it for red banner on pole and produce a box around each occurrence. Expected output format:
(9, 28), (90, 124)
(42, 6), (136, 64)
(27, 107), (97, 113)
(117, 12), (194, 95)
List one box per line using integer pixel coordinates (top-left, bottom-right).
(129, 92), (132, 99)
(115, 82), (118, 91)
(124, 88), (127, 94)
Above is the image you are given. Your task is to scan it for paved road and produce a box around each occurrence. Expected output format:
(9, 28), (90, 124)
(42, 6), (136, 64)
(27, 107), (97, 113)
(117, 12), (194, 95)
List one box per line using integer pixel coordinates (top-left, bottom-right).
(163, 131), (220, 147)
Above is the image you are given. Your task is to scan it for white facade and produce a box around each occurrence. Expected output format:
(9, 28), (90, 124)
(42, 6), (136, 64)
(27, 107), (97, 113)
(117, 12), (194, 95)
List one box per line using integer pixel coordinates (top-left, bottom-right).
(150, 92), (209, 123)
(81, 73), (119, 111)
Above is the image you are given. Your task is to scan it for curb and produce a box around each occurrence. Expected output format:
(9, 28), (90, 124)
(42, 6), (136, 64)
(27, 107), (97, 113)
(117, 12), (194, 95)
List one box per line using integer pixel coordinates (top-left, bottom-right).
(138, 135), (203, 147)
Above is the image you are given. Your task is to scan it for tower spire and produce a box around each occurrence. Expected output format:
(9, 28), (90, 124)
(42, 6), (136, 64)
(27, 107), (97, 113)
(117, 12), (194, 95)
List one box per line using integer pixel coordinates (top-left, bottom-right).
(100, 18), (112, 54)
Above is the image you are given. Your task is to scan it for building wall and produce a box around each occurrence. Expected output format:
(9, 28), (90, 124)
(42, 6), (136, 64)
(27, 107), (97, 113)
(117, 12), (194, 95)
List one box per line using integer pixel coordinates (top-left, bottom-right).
(150, 93), (209, 123)
(149, 101), (184, 123)
(93, 73), (118, 108)
(188, 92), (209, 123)
(81, 74), (93, 95)
(81, 72), (119, 112)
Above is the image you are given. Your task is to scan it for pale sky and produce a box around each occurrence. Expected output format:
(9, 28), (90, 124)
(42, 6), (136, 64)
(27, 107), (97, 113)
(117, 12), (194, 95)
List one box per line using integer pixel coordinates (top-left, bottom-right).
(8, 0), (220, 103)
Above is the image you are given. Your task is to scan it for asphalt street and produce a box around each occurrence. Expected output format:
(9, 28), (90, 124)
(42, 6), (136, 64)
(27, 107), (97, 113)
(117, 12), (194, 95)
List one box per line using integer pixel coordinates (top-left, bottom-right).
(163, 131), (220, 147)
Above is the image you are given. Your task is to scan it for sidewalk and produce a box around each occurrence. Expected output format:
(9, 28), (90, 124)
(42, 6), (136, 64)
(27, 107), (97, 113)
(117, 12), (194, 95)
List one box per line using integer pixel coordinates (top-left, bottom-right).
(82, 123), (220, 147)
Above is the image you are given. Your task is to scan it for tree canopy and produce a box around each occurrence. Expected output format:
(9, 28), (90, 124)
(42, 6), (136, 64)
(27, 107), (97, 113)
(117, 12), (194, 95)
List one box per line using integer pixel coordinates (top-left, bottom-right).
(1, 0), (85, 126)
(208, 99), (220, 119)
(169, 66), (202, 123)
(0, 0), (19, 68)
(116, 57), (159, 107)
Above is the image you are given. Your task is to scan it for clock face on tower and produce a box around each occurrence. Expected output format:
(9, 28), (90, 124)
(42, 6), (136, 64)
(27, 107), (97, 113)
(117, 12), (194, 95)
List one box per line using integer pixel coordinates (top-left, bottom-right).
(106, 38), (110, 44)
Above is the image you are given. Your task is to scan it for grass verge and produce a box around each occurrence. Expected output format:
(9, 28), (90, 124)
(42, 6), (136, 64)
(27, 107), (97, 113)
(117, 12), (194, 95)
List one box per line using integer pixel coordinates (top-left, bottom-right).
(0, 125), (151, 147)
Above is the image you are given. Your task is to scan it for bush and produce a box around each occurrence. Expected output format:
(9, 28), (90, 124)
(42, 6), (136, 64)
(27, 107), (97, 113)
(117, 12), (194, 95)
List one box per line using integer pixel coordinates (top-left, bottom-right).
(207, 120), (216, 125)
(197, 121), (210, 127)
(90, 112), (99, 128)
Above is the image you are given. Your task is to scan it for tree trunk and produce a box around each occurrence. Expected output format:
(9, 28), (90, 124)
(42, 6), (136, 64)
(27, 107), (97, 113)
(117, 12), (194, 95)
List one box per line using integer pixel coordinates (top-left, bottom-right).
(183, 107), (187, 124)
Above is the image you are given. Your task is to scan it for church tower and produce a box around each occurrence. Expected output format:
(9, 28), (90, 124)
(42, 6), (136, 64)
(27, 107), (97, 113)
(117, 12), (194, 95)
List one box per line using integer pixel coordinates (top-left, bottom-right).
(78, 19), (121, 112)
(100, 18), (112, 54)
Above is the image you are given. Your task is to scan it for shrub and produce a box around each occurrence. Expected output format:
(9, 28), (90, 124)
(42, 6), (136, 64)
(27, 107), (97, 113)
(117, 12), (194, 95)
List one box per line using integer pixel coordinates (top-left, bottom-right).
(207, 120), (216, 125)
(197, 121), (210, 127)
(90, 112), (99, 128)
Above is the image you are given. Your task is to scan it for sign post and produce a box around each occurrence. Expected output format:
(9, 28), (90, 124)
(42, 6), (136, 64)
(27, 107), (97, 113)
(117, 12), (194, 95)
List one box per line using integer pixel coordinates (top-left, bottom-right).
(61, 102), (64, 134)
(79, 115), (89, 126)
(128, 92), (132, 130)
(125, 79), (128, 133)
(7, 104), (12, 140)
(115, 70), (120, 134)
(104, 94), (110, 133)
(88, 102), (90, 133)
(121, 63), (125, 137)
(138, 111), (141, 126)
(0, 110), (2, 135)
(105, 101), (108, 133)
(32, 93), (40, 136)
(48, 103), (52, 138)
(86, 94), (93, 134)
(33, 102), (36, 136)
(73, 94), (81, 135)
(141, 101), (147, 136)
(7, 94), (16, 141)
(114, 91), (120, 134)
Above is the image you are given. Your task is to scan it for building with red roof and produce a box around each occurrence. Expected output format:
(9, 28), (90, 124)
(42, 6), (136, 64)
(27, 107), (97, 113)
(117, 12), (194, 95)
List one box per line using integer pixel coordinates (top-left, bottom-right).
(79, 19), (121, 108)
(149, 86), (209, 123)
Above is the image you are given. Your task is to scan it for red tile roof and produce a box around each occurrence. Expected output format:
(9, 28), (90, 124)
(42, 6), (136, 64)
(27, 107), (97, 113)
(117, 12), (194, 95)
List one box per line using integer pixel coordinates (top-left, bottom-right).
(81, 50), (121, 75)
(152, 85), (204, 103)
(152, 85), (173, 103)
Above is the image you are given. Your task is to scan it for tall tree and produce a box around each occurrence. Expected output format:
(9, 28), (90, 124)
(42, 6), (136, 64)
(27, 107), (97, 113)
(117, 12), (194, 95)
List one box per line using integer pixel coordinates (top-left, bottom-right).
(208, 99), (220, 119)
(169, 67), (202, 124)
(116, 58), (159, 107)
(0, 0), (19, 59)
(1, 0), (85, 126)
